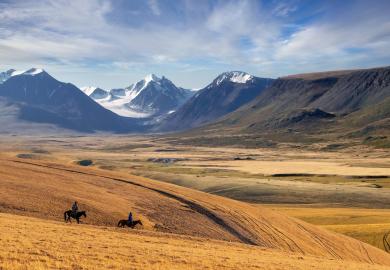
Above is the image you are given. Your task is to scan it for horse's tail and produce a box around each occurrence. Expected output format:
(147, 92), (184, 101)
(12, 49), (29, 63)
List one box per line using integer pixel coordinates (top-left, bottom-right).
(64, 211), (67, 222)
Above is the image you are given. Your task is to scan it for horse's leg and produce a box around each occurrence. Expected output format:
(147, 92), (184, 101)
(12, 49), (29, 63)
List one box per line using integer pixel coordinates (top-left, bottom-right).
(77, 217), (80, 224)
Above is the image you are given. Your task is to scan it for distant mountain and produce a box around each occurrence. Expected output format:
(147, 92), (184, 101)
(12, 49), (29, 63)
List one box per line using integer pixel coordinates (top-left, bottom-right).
(190, 66), (390, 145)
(158, 71), (274, 131)
(0, 68), (141, 133)
(128, 74), (194, 114)
(81, 86), (109, 99)
(0, 68), (44, 84)
(83, 74), (194, 118)
(0, 69), (16, 83)
(2, 66), (387, 142)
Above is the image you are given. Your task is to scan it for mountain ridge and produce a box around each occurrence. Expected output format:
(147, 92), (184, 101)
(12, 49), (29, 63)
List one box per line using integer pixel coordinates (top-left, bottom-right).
(183, 66), (390, 146)
(158, 71), (274, 131)
(82, 74), (194, 118)
(0, 68), (142, 133)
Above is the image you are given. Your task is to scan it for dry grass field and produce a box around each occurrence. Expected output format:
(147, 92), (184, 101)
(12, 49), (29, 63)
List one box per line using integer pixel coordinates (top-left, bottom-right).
(2, 213), (390, 270)
(1, 134), (390, 268)
(265, 205), (390, 251)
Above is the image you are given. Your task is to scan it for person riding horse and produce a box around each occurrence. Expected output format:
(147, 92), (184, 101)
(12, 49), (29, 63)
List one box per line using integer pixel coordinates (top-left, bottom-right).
(128, 212), (133, 226)
(117, 212), (142, 228)
(72, 201), (78, 218)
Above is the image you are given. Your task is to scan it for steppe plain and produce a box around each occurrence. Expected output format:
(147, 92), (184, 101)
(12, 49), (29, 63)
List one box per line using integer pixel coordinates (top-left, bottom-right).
(0, 134), (389, 269)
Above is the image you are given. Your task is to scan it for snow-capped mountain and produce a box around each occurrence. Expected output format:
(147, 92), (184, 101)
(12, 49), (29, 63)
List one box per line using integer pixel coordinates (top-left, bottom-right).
(214, 71), (255, 85)
(0, 68), (141, 132)
(82, 74), (194, 118)
(80, 87), (109, 99)
(159, 71), (274, 130)
(0, 68), (45, 83)
(0, 69), (16, 83)
(128, 74), (194, 114)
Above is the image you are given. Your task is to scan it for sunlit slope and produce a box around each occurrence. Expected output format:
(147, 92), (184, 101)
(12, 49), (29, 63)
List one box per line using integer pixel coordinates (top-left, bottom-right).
(1, 213), (390, 270)
(0, 156), (389, 265)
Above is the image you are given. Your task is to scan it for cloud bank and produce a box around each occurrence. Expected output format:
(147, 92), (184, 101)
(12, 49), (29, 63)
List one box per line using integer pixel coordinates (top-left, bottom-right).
(0, 0), (389, 89)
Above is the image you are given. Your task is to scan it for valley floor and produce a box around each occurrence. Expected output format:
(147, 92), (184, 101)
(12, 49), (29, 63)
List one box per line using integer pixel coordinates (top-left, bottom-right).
(1, 134), (390, 269)
(1, 213), (389, 270)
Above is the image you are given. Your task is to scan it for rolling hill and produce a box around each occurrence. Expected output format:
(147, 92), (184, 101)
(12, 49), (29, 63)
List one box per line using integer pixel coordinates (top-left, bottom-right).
(2, 213), (389, 270)
(0, 153), (389, 267)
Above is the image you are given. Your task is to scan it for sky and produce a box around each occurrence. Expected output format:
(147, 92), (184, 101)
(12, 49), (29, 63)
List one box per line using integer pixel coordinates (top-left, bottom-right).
(0, 0), (389, 89)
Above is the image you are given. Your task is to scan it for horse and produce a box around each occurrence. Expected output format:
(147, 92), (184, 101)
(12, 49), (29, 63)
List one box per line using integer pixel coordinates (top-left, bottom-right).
(64, 210), (87, 224)
(117, 219), (143, 228)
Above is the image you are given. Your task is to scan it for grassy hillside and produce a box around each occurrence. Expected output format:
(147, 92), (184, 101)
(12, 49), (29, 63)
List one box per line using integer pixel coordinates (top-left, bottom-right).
(1, 213), (390, 270)
(266, 206), (390, 251)
(1, 155), (390, 266)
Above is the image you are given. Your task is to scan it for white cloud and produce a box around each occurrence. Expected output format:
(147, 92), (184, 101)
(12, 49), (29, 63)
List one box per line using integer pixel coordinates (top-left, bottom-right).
(147, 0), (161, 16)
(272, 2), (297, 17)
(0, 0), (389, 88)
(0, 0), (280, 67)
(275, 18), (390, 64)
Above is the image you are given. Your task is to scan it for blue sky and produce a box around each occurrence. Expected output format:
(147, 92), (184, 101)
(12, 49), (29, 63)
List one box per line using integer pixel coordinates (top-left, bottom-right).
(0, 0), (389, 89)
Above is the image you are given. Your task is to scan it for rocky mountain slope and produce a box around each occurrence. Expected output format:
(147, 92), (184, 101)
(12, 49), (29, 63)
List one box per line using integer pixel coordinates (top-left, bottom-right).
(159, 71), (273, 131)
(0, 68), (141, 133)
(83, 74), (194, 118)
(190, 66), (390, 144)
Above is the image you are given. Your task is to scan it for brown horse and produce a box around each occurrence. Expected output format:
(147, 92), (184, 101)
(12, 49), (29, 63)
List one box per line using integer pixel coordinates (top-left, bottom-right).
(117, 219), (142, 228)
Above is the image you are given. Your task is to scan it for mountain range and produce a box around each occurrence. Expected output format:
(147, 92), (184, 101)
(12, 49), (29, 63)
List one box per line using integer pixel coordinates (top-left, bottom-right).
(0, 68), (141, 133)
(158, 71), (273, 131)
(0, 66), (389, 145)
(188, 66), (390, 146)
(81, 74), (194, 118)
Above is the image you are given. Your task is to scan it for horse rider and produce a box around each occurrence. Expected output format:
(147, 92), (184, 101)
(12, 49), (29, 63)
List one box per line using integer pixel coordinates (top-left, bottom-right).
(72, 201), (78, 217)
(128, 212), (133, 226)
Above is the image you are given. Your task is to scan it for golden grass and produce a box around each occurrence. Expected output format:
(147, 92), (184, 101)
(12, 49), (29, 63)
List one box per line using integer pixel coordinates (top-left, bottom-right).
(181, 159), (390, 176)
(265, 205), (390, 251)
(1, 157), (390, 266)
(1, 213), (390, 270)
(1, 134), (390, 268)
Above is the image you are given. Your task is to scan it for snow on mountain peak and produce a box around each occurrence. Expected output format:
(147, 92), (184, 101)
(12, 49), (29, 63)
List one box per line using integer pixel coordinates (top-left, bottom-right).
(80, 86), (109, 100)
(215, 71), (254, 85)
(8, 68), (44, 77)
(81, 86), (98, 96)
(24, 68), (44, 75)
(144, 74), (160, 83)
(229, 72), (253, 83)
(13, 68), (45, 76)
(1, 68), (45, 83)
